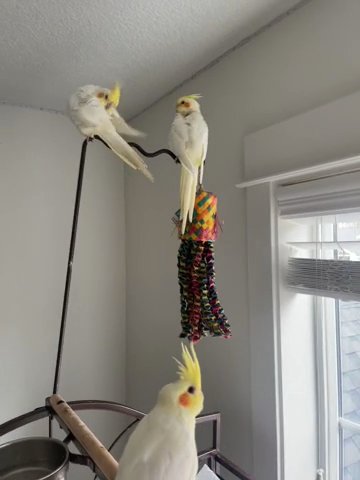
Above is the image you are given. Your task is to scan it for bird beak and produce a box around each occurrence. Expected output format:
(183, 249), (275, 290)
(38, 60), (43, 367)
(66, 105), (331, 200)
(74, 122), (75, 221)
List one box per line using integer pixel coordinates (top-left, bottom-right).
(107, 82), (121, 109)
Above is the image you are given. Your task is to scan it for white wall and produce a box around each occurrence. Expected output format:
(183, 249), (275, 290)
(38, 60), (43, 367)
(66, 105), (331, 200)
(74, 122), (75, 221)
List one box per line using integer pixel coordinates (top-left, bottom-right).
(125, 0), (360, 475)
(0, 105), (126, 478)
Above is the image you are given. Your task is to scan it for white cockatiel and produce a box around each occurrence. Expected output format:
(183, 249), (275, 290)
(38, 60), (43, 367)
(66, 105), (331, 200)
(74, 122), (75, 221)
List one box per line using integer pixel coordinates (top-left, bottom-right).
(115, 343), (204, 480)
(69, 84), (154, 182)
(169, 95), (208, 233)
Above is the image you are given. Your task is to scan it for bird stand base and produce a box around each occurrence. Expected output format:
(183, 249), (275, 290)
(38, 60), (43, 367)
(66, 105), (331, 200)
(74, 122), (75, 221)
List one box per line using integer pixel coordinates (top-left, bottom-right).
(174, 191), (231, 343)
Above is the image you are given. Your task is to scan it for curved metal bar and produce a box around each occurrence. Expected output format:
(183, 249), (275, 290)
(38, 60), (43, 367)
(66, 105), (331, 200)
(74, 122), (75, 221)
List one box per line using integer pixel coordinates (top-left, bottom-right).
(93, 135), (179, 163)
(65, 400), (219, 426)
(0, 399), (221, 438)
(128, 142), (179, 163)
(0, 400), (221, 438)
(215, 453), (254, 480)
(64, 400), (145, 420)
(0, 406), (50, 437)
(198, 448), (218, 462)
(196, 412), (221, 424)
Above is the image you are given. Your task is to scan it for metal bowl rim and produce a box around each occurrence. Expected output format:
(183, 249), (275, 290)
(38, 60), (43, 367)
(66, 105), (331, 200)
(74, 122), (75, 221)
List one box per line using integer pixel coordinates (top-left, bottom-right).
(0, 436), (69, 479)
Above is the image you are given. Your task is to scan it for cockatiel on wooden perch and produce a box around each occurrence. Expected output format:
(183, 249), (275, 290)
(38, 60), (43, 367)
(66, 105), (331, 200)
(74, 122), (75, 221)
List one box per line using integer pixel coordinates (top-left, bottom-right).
(115, 343), (203, 480)
(169, 94), (209, 233)
(68, 83), (154, 182)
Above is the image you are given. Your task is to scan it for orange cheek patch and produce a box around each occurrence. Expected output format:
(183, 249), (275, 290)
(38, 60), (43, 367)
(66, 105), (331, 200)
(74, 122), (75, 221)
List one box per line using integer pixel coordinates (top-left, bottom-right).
(184, 101), (190, 108)
(179, 393), (191, 407)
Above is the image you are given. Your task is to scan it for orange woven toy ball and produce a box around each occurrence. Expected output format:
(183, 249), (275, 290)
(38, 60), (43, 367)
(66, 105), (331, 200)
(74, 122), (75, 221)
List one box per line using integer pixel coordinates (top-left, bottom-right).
(179, 190), (218, 241)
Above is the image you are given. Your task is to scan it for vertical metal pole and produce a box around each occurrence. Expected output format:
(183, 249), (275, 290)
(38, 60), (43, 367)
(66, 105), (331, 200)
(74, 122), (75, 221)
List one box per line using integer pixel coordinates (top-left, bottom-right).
(49, 139), (88, 436)
(213, 416), (221, 474)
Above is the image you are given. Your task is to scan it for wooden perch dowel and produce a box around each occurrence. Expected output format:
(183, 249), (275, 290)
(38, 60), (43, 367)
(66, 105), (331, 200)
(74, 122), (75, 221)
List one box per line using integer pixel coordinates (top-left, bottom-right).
(49, 394), (119, 480)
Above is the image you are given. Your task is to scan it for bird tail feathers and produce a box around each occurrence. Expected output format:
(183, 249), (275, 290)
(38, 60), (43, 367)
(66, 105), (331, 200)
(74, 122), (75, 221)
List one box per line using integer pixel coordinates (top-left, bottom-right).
(180, 167), (197, 234)
(110, 111), (146, 138)
(99, 128), (154, 182)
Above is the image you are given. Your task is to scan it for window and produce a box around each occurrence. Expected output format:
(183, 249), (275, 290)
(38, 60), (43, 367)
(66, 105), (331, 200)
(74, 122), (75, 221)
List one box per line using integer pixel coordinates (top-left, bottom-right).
(245, 167), (360, 480)
(335, 298), (360, 480)
(319, 216), (360, 480)
(281, 212), (360, 480)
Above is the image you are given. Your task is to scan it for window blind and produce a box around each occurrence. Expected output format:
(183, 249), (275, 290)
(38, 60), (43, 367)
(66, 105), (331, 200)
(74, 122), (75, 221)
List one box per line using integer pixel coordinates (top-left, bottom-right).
(277, 170), (360, 301)
(277, 171), (360, 218)
(287, 257), (360, 300)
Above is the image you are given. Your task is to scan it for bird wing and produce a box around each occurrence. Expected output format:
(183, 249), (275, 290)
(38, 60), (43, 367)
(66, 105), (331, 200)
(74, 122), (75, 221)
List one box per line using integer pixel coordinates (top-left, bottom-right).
(169, 114), (195, 175)
(187, 113), (208, 184)
(179, 166), (196, 232)
(109, 108), (145, 138)
(169, 114), (196, 232)
(199, 122), (208, 184)
(186, 113), (208, 220)
(98, 125), (154, 182)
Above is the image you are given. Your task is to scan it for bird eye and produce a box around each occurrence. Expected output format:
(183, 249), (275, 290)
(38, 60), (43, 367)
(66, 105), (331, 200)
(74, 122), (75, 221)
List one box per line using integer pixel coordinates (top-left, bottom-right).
(181, 101), (185, 105)
(105, 94), (109, 100)
(187, 386), (195, 394)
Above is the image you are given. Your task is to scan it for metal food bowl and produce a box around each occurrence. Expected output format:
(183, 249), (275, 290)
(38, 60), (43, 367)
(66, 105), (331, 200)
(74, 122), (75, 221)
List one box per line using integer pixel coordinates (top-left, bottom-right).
(0, 437), (69, 480)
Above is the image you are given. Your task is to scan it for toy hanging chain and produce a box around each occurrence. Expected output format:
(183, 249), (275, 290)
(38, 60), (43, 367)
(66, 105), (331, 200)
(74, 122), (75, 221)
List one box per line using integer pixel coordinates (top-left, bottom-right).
(174, 188), (231, 343)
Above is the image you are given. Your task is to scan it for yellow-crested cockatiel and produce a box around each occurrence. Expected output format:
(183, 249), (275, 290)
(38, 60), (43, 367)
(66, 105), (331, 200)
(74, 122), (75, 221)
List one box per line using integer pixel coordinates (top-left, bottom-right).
(68, 84), (154, 182)
(169, 95), (208, 233)
(115, 343), (204, 480)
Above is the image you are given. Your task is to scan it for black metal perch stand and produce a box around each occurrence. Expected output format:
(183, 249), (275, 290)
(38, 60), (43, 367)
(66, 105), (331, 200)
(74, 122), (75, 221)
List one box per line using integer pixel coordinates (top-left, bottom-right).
(52, 140), (88, 393)
(50, 138), (179, 436)
(0, 138), (253, 480)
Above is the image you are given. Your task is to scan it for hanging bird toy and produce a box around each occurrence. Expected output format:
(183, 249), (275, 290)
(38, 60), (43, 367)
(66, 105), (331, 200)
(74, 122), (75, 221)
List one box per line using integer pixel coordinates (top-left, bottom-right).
(174, 188), (231, 343)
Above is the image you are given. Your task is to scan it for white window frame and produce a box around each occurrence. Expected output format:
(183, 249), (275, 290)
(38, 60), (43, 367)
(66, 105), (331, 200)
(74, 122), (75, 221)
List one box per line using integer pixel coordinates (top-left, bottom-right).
(321, 295), (360, 480)
(246, 183), (283, 480)
(286, 213), (360, 480)
(315, 289), (339, 480)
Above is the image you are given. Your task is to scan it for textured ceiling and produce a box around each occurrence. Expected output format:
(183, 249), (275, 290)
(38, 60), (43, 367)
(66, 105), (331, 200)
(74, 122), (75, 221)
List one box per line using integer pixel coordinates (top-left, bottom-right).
(1, 0), (303, 118)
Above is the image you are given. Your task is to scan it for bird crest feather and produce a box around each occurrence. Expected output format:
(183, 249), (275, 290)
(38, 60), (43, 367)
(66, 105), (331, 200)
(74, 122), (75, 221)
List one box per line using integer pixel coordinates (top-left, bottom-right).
(183, 94), (202, 101)
(174, 343), (201, 389)
(109, 82), (121, 107)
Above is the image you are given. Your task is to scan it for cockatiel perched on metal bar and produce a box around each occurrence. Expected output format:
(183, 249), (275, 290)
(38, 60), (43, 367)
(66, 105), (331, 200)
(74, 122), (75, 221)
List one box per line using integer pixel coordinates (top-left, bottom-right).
(115, 343), (203, 480)
(69, 83), (154, 182)
(169, 95), (209, 233)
